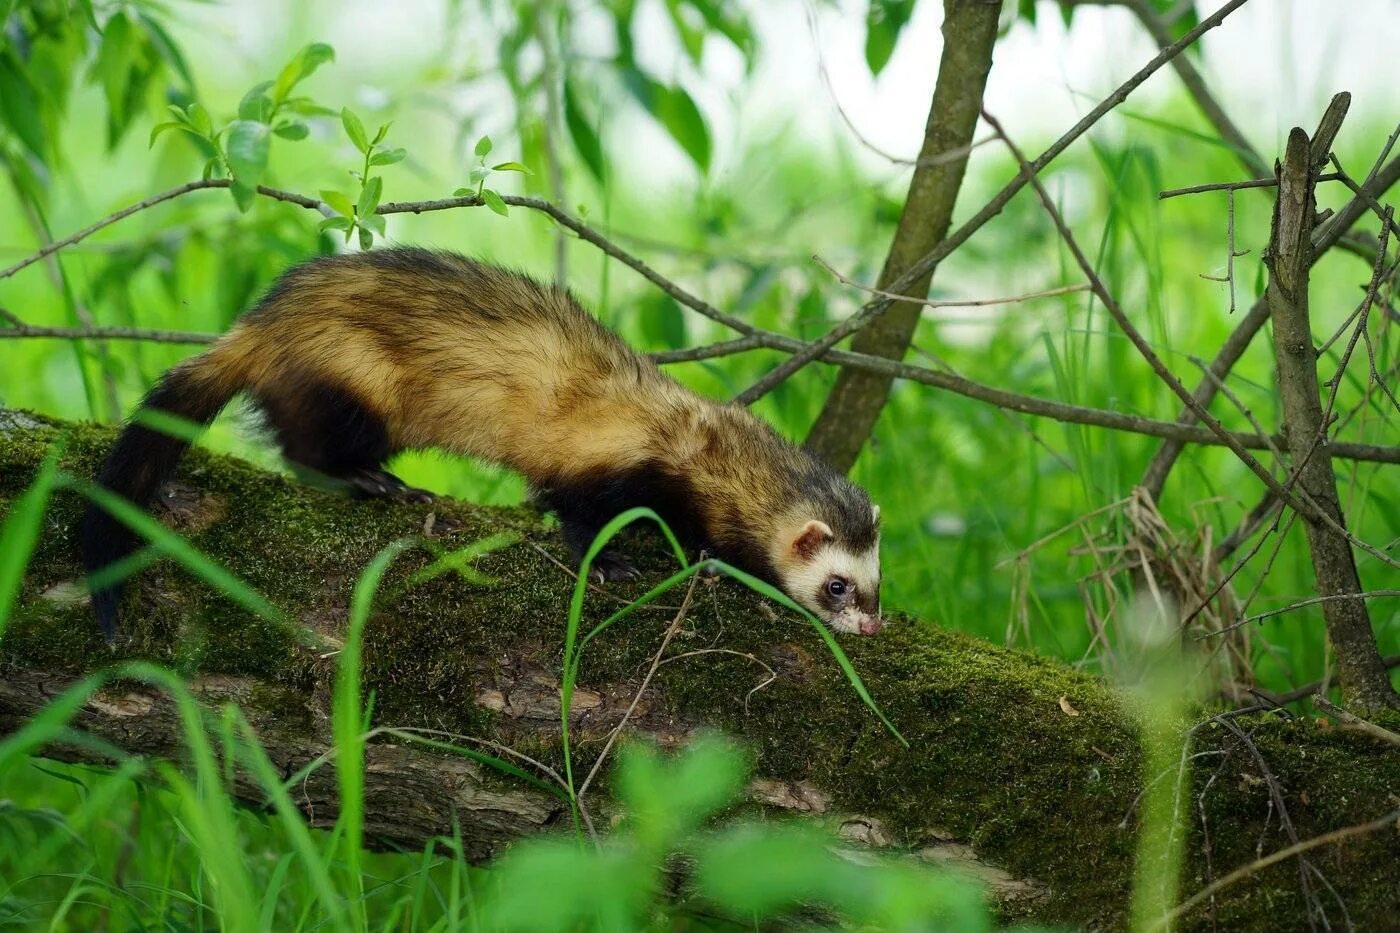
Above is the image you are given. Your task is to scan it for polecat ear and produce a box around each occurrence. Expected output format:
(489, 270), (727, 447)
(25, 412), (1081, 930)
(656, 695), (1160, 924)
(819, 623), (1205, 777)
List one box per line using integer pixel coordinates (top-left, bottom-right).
(791, 520), (834, 560)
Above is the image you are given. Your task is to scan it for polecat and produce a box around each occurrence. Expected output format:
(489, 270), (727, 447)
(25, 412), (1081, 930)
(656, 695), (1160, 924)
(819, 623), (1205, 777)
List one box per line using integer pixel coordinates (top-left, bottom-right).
(79, 249), (883, 637)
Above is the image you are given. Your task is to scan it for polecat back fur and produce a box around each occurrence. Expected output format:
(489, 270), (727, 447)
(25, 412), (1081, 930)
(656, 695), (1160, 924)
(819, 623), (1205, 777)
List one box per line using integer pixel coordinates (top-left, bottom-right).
(80, 248), (883, 636)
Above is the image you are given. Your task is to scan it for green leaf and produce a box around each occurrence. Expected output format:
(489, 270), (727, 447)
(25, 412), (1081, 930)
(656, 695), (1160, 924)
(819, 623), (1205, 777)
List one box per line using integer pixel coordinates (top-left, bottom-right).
(357, 225), (374, 250)
(360, 212), (386, 235)
(468, 166), (489, 185)
(474, 134), (493, 159)
(664, 0), (705, 65)
(341, 107), (369, 152)
(640, 293), (687, 350)
(368, 147), (405, 166)
(356, 175), (383, 218)
(490, 160), (531, 174)
(273, 119), (309, 140)
(92, 10), (135, 139)
(480, 187), (508, 216)
(318, 216), (354, 233)
(864, 0), (916, 77)
(272, 42), (335, 104)
(186, 101), (212, 135)
(452, 187), (473, 197)
(371, 122), (391, 146)
(238, 80), (274, 122)
(282, 97), (337, 117)
(319, 189), (355, 218)
(0, 52), (46, 161)
(563, 77), (605, 182)
(230, 181), (256, 212)
(226, 119), (271, 189)
(623, 69), (710, 172)
(148, 121), (190, 147)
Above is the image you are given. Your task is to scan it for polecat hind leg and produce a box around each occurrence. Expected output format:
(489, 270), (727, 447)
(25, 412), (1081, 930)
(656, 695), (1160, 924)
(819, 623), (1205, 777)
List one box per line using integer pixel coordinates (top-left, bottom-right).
(345, 468), (434, 503)
(556, 512), (641, 583)
(255, 377), (430, 502)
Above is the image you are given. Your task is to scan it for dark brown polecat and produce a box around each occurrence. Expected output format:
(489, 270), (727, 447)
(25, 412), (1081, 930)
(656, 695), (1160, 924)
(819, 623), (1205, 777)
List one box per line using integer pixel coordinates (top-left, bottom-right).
(80, 248), (883, 637)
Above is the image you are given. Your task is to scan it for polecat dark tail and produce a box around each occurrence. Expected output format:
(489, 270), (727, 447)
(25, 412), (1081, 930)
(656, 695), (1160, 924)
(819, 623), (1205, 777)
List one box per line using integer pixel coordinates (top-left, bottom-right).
(80, 339), (250, 636)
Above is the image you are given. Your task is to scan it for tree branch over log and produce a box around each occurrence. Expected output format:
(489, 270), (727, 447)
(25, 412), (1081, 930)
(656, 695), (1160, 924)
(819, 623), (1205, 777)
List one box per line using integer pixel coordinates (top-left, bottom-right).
(733, 0), (1255, 406)
(1, 412), (1397, 929)
(803, 0), (1001, 472)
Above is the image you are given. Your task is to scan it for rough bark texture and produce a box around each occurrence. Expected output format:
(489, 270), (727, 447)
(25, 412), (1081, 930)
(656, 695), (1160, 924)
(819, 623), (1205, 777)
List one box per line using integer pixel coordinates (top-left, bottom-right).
(2, 410), (1398, 930)
(805, 0), (1000, 472)
(1265, 128), (1398, 713)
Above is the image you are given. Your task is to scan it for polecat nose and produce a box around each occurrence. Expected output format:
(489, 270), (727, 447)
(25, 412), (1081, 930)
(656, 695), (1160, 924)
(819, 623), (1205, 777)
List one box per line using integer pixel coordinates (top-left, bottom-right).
(858, 616), (883, 635)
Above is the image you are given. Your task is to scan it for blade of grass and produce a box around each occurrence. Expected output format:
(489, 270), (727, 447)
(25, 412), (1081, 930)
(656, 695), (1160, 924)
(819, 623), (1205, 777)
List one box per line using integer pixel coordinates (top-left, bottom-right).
(336, 537), (415, 929)
(0, 441), (62, 641)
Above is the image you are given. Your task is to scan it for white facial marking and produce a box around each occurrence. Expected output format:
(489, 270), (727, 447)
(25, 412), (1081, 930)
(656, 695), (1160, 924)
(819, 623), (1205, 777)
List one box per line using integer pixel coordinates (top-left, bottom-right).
(781, 542), (882, 634)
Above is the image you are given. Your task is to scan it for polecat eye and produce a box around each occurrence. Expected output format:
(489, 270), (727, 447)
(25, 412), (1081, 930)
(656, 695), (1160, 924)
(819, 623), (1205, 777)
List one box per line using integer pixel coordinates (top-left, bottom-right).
(826, 577), (848, 598)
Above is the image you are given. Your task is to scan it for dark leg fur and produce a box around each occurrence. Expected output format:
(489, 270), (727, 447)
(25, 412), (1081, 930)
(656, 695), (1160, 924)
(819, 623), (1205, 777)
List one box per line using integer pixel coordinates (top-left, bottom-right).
(80, 364), (239, 637)
(557, 512), (641, 582)
(254, 378), (431, 503)
(538, 465), (705, 584)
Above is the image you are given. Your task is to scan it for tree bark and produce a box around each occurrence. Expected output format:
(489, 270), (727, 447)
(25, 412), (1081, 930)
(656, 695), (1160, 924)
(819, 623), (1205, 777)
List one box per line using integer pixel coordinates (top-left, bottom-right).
(1264, 129), (1399, 713)
(1, 410), (1398, 929)
(805, 0), (1000, 472)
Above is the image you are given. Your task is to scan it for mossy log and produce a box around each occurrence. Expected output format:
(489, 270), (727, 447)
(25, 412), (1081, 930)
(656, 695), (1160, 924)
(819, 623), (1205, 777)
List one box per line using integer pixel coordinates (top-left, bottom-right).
(1, 410), (1397, 930)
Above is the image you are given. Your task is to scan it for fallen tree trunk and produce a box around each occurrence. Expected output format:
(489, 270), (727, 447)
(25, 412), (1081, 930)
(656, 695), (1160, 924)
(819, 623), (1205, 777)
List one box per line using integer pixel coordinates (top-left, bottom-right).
(1, 409), (1396, 930)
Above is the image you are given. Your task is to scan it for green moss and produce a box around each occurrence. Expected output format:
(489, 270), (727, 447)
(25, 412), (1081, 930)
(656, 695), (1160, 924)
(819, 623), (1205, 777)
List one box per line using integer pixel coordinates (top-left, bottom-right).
(2, 413), (1397, 930)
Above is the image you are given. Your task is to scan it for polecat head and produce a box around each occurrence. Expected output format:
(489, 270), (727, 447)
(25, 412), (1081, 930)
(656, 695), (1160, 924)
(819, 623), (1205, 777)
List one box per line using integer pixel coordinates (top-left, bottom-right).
(769, 474), (883, 636)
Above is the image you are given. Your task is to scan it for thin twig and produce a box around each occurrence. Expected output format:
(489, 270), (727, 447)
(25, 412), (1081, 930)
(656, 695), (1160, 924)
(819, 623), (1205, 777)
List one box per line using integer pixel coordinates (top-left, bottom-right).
(813, 254), (1089, 309)
(0, 324), (216, 344)
(0, 180), (322, 281)
(733, 0), (1256, 405)
(1154, 810), (1400, 930)
(576, 571), (702, 802)
(1240, 654), (1400, 707)
(802, 1), (995, 170)
(1311, 695), (1400, 746)
(983, 109), (1400, 571)
(657, 648), (778, 714)
(1140, 149), (1400, 503)
(1202, 590), (1400, 640)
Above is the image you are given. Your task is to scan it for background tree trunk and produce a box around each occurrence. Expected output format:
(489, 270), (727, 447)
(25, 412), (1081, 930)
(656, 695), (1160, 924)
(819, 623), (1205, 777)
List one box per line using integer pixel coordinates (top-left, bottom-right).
(1, 410), (1397, 929)
(805, 0), (1000, 472)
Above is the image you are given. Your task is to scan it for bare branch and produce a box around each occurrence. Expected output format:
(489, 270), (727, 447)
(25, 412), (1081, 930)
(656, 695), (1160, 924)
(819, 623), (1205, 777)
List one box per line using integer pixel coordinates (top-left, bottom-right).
(1311, 695), (1400, 747)
(0, 324), (217, 344)
(1203, 590), (1400, 640)
(812, 254), (1089, 309)
(0, 180), (323, 281)
(735, 0), (1256, 406)
(1140, 151), (1400, 501)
